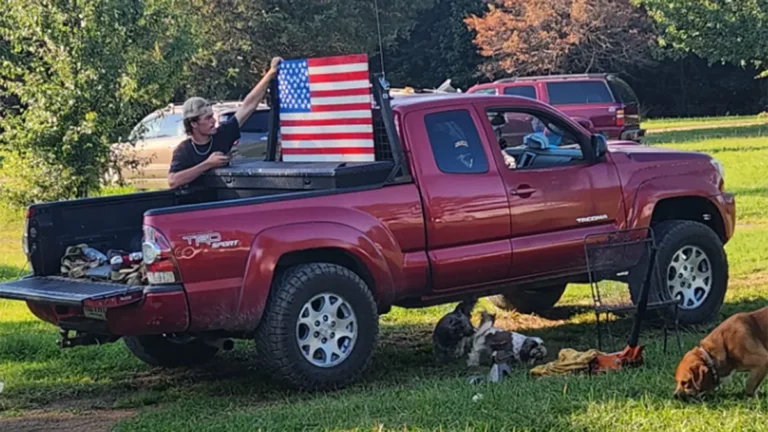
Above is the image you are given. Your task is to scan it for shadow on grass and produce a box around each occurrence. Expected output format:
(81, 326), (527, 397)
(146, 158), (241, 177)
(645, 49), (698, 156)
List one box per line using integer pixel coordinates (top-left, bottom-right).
(645, 124), (768, 145)
(3, 297), (767, 417)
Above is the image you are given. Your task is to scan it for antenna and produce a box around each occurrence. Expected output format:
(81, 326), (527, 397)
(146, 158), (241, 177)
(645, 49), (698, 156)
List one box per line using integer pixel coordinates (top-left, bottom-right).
(373, 0), (386, 80)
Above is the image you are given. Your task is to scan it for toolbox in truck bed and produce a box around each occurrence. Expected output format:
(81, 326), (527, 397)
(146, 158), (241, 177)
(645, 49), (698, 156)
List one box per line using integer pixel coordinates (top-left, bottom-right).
(200, 160), (394, 190)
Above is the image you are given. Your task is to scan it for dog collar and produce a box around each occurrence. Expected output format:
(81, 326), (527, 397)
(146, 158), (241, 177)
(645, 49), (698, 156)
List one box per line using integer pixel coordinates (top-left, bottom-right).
(698, 346), (719, 386)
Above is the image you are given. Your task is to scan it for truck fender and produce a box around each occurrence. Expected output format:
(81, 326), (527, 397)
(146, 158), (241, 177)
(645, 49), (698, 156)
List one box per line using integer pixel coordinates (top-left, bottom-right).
(233, 222), (398, 331)
(627, 174), (722, 231)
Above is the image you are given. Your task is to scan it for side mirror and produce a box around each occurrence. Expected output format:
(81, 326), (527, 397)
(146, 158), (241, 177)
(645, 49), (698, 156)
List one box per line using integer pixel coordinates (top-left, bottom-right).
(490, 114), (506, 126)
(592, 134), (608, 160)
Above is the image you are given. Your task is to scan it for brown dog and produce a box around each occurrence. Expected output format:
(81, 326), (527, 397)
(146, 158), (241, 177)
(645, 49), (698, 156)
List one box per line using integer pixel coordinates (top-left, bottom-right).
(674, 306), (768, 399)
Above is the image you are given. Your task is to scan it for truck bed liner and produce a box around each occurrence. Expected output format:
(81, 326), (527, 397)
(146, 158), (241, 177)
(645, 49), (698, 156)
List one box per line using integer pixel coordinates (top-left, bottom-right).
(0, 276), (142, 306)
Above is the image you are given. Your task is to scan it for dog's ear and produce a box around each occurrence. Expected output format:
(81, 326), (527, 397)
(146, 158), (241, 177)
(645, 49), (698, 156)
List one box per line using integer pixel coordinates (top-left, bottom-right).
(691, 363), (709, 391)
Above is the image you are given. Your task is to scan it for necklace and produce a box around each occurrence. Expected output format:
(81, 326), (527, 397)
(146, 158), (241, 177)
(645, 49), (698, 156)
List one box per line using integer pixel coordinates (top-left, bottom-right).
(191, 136), (213, 156)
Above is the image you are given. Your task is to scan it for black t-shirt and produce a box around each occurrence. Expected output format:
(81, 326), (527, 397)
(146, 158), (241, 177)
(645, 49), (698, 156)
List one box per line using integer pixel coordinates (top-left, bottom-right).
(168, 116), (241, 175)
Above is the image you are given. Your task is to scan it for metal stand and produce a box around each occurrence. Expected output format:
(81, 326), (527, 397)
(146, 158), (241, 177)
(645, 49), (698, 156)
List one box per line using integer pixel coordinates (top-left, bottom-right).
(583, 228), (682, 355)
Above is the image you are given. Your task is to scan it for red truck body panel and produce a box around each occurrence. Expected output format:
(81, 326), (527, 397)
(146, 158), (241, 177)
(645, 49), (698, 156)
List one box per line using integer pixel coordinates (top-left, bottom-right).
(5, 93), (734, 339)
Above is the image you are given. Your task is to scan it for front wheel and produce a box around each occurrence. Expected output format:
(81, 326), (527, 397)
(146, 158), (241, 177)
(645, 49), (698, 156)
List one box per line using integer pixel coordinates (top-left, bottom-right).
(629, 220), (728, 325)
(255, 263), (379, 391)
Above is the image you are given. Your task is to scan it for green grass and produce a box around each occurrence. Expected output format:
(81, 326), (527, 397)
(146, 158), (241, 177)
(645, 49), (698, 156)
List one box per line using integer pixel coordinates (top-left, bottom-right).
(645, 114), (768, 131)
(1, 121), (768, 431)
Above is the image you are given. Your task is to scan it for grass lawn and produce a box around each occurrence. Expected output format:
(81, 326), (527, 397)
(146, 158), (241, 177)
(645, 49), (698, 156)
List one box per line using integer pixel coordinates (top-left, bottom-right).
(645, 114), (768, 132)
(1, 122), (768, 431)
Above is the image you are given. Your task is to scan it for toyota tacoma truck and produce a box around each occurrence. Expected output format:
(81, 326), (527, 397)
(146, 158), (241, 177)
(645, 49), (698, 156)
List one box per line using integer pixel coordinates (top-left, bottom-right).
(0, 78), (735, 391)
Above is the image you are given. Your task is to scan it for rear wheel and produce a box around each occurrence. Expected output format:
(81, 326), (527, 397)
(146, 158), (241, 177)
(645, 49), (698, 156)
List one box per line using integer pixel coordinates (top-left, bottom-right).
(124, 334), (219, 367)
(255, 263), (378, 391)
(629, 220), (728, 325)
(488, 284), (567, 314)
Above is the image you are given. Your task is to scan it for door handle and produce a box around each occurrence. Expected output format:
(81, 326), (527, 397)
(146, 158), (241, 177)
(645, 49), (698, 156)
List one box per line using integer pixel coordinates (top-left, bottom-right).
(510, 185), (536, 198)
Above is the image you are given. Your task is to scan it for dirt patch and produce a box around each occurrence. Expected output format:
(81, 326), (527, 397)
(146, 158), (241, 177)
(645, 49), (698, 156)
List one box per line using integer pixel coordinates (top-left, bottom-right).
(0, 409), (136, 432)
(732, 273), (768, 287)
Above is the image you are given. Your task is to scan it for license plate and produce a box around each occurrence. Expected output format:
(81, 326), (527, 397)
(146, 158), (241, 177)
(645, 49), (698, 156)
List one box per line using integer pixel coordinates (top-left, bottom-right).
(83, 306), (107, 321)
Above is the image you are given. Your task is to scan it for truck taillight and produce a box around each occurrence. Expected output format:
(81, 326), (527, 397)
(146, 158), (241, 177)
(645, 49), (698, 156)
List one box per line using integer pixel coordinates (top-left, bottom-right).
(142, 225), (180, 285)
(616, 109), (625, 127)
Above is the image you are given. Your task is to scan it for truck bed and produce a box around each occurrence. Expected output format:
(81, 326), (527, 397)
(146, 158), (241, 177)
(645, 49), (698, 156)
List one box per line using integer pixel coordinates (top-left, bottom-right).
(20, 159), (396, 278)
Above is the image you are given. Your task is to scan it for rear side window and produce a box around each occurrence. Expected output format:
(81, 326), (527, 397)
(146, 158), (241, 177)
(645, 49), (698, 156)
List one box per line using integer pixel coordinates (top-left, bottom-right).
(239, 110), (270, 133)
(607, 78), (639, 105)
(503, 85), (536, 99)
(425, 110), (489, 174)
(546, 81), (614, 105)
(472, 88), (497, 95)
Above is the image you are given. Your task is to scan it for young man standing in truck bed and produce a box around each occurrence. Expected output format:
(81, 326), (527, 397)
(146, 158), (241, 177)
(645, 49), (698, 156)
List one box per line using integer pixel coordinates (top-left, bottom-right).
(167, 57), (282, 189)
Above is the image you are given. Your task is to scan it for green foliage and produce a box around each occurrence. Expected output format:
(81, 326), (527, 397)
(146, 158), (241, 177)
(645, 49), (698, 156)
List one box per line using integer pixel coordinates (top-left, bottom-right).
(181, 0), (435, 100)
(0, 0), (196, 206)
(639, 0), (768, 74)
(381, 0), (486, 89)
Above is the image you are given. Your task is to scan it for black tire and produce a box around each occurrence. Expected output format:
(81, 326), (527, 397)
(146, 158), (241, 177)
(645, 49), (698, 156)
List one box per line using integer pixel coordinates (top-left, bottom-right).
(488, 284), (567, 314)
(123, 334), (219, 367)
(255, 263), (379, 391)
(629, 220), (728, 325)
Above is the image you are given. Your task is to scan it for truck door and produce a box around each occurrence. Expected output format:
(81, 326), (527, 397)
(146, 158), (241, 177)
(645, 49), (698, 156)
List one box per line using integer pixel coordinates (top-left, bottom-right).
(478, 104), (626, 279)
(404, 104), (512, 292)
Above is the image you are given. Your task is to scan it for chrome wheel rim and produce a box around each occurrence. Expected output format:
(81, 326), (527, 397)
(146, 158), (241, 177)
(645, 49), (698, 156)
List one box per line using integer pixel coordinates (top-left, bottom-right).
(296, 293), (358, 368)
(667, 245), (712, 310)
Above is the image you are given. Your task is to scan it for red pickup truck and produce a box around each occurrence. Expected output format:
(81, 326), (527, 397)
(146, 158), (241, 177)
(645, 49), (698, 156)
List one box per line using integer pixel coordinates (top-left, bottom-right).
(0, 79), (735, 391)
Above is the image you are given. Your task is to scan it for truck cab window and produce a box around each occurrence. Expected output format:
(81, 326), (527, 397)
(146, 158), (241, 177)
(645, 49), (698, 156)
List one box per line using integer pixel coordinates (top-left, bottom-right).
(485, 110), (585, 170)
(425, 110), (489, 174)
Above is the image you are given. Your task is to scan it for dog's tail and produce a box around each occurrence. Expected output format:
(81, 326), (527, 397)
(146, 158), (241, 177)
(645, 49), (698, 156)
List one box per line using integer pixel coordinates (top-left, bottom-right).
(454, 297), (478, 317)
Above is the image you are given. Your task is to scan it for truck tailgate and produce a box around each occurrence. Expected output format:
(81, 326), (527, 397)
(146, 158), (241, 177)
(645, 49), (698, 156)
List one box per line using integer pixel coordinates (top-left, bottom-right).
(0, 276), (142, 306)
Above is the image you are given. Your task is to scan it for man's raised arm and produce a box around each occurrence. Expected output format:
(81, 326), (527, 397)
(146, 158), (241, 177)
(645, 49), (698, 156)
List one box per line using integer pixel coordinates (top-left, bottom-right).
(234, 57), (282, 127)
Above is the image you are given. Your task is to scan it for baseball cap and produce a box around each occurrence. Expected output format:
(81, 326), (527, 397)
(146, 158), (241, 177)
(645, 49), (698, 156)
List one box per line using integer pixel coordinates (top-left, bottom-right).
(182, 96), (213, 119)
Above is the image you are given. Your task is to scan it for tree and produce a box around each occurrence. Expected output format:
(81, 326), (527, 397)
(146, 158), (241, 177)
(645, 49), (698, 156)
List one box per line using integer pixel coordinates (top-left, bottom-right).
(0, 0), (197, 205)
(181, 0), (435, 100)
(381, 0), (486, 90)
(638, 0), (768, 76)
(465, 0), (655, 78)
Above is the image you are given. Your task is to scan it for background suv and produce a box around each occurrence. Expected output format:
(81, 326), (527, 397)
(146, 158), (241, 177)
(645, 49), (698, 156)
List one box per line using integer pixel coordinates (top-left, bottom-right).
(467, 73), (645, 142)
(113, 102), (271, 189)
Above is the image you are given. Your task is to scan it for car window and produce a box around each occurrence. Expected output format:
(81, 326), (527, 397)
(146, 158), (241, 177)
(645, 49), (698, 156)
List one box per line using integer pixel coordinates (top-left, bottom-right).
(424, 110), (489, 174)
(472, 88), (497, 95)
(546, 81), (614, 105)
(239, 110), (270, 133)
(607, 77), (639, 105)
(503, 85), (536, 99)
(130, 111), (182, 141)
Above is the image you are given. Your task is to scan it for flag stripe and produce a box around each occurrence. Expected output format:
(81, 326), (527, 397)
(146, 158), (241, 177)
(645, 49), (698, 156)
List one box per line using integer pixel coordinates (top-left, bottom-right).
(308, 62), (369, 75)
(311, 103), (372, 113)
(282, 154), (375, 162)
(283, 147), (375, 155)
(312, 95), (371, 106)
(280, 118), (373, 127)
(307, 54), (369, 67)
(282, 125), (373, 134)
(310, 87), (371, 98)
(309, 70), (369, 84)
(280, 110), (372, 121)
(282, 139), (374, 148)
(309, 81), (370, 92)
(282, 132), (373, 141)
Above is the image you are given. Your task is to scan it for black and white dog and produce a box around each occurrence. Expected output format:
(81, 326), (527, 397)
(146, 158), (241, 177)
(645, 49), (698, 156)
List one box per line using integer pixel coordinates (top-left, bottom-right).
(432, 298), (478, 362)
(467, 311), (547, 367)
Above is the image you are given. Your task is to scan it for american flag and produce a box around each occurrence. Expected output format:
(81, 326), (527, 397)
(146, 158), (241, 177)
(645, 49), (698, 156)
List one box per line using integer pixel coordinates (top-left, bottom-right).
(277, 54), (375, 162)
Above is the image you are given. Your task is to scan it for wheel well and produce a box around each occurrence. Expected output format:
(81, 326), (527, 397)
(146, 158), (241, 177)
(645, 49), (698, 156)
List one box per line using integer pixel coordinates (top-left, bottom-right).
(650, 196), (726, 242)
(274, 248), (377, 297)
